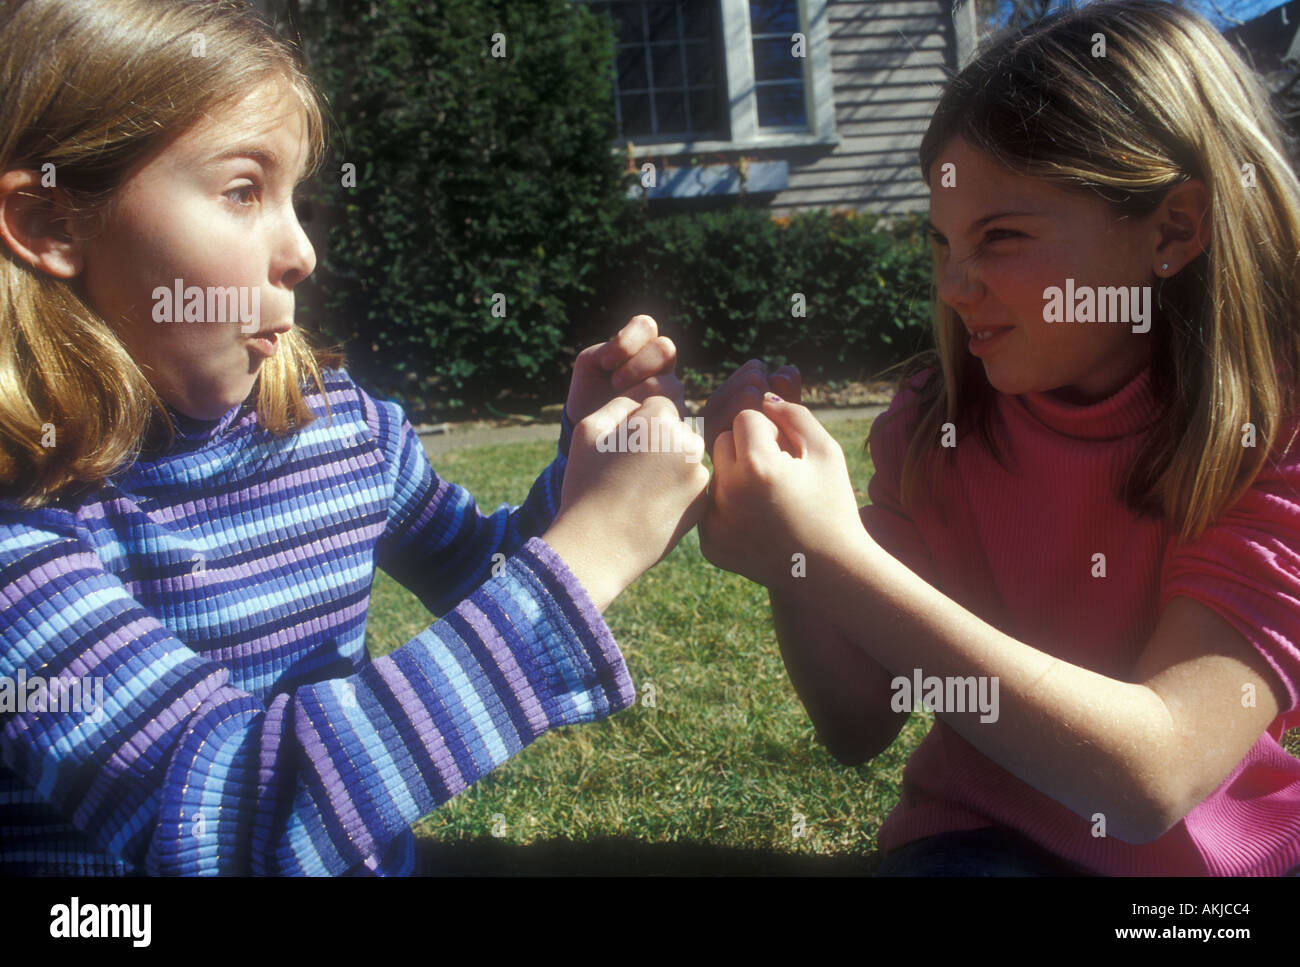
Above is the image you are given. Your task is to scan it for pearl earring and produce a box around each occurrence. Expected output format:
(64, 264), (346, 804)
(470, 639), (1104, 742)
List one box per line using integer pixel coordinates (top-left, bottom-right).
(1161, 263), (1168, 272)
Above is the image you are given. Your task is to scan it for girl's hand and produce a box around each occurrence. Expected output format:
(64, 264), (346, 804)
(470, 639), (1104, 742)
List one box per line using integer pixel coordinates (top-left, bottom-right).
(565, 315), (685, 425)
(543, 394), (710, 611)
(700, 394), (864, 590)
(701, 360), (801, 456)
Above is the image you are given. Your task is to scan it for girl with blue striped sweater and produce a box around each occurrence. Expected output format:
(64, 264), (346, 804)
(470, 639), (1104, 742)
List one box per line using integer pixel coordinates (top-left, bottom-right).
(0, 0), (707, 875)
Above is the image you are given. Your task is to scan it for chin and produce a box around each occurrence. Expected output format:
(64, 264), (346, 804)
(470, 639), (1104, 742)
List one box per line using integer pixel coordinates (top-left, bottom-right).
(199, 380), (258, 419)
(979, 365), (1032, 397)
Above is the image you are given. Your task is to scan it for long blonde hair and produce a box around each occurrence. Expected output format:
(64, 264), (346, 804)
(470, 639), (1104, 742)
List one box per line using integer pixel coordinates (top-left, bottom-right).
(882, 0), (1300, 543)
(0, 0), (344, 510)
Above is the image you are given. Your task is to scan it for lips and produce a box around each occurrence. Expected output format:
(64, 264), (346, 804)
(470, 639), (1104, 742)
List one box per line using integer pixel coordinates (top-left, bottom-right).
(966, 324), (1013, 357)
(246, 328), (288, 358)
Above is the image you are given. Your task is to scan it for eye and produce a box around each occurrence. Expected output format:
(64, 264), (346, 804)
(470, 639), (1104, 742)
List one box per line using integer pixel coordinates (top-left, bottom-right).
(983, 228), (1022, 242)
(224, 182), (259, 207)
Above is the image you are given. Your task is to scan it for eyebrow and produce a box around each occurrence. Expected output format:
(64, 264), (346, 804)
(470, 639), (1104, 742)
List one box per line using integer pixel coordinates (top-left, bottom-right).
(201, 144), (280, 169)
(926, 210), (1040, 237)
(200, 144), (307, 180)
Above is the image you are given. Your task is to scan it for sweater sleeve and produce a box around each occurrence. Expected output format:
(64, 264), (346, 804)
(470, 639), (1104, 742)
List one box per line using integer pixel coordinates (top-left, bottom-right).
(0, 511), (633, 875)
(1160, 448), (1300, 726)
(861, 372), (944, 591)
(362, 386), (576, 617)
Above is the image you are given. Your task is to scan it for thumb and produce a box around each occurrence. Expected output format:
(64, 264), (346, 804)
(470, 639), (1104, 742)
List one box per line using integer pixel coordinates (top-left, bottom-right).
(760, 393), (833, 458)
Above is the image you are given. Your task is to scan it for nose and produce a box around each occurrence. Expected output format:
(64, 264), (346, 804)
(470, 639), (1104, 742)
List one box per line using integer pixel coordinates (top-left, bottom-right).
(935, 250), (980, 312)
(278, 202), (316, 289)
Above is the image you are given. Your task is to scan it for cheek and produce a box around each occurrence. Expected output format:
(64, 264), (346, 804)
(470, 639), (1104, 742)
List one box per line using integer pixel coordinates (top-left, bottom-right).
(96, 210), (251, 339)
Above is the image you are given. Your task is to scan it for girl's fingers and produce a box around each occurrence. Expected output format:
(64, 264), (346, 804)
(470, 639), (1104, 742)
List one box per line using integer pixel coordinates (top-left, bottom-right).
(581, 393), (643, 441)
(760, 395), (831, 457)
(731, 408), (782, 466)
(573, 340), (609, 375)
(599, 315), (658, 370)
(611, 335), (677, 391)
(704, 359), (765, 408)
(769, 365), (802, 403)
(712, 428), (738, 482)
(704, 385), (761, 455)
(621, 374), (686, 413)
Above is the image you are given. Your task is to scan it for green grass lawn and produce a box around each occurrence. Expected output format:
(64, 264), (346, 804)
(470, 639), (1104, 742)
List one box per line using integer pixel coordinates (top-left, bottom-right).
(364, 418), (1300, 865)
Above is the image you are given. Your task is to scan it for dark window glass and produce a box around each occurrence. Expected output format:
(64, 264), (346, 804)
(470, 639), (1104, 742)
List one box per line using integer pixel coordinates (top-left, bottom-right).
(651, 44), (683, 88)
(644, 1), (679, 40)
(752, 36), (802, 81)
(656, 91), (687, 134)
(619, 93), (654, 137)
(750, 0), (807, 128)
(683, 41), (715, 85)
(749, 0), (800, 34)
(617, 46), (648, 90)
(591, 1), (728, 142)
(609, 3), (645, 42)
(756, 83), (806, 127)
(688, 88), (720, 130)
(681, 4), (715, 40)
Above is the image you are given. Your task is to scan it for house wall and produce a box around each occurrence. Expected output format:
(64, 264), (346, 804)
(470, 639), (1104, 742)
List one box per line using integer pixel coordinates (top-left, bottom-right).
(766, 0), (955, 215)
(250, 0), (970, 216)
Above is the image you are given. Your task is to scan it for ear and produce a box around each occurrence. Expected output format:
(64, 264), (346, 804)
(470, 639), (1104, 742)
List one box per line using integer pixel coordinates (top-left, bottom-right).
(1151, 178), (1211, 276)
(0, 168), (87, 278)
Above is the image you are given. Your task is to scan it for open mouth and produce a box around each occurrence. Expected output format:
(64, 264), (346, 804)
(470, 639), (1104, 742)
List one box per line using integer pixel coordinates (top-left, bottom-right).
(968, 327), (1012, 354)
(247, 332), (279, 357)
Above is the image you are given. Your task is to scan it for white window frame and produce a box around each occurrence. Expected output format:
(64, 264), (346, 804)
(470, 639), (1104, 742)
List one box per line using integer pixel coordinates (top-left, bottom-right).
(585, 0), (838, 156)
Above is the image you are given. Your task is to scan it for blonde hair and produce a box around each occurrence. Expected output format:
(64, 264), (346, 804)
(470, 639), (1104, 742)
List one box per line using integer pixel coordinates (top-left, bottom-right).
(882, 0), (1300, 543)
(0, 0), (344, 509)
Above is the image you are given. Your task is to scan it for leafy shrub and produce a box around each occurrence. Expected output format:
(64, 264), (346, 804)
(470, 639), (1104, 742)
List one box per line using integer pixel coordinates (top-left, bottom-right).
(586, 206), (934, 388)
(296, 1), (934, 410)
(299, 0), (626, 408)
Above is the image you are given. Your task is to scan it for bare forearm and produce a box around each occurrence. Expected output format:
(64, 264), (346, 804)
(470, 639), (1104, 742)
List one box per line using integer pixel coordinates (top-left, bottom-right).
(769, 587), (908, 763)
(788, 535), (1179, 842)
(540, 517), (626, 613)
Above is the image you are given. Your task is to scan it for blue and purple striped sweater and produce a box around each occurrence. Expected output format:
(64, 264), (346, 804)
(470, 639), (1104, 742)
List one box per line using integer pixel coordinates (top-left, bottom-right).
(0, 368), (635, 875)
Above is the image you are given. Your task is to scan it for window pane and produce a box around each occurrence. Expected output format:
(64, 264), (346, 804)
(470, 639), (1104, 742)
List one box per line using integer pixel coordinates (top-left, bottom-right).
(620, 93), (654, 136)
(750, 0), (800, 34)
(617, 46), (648, 90)
(688, 88), (721, 132)
(599, 0), (728, 142)
(603, 3), (645, 43)
(644, 1), (680, 41)
(684, 41), (715, 85)
(656, 91), (687, 135)
(681, 3), (715, 41)
(651, 44), (683, 88)
(752, 36), (802, 81)
(756, 84), (806, 127)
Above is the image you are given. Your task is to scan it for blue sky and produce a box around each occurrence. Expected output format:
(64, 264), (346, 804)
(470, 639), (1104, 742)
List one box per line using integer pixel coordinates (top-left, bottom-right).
(991, 0), (1289, 30)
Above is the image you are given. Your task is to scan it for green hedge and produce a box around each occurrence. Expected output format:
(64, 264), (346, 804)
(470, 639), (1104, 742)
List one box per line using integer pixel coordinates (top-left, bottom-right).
(297, 0), (935, 411)
(298, 0), (627, 408)
(585, 206), (934, 390)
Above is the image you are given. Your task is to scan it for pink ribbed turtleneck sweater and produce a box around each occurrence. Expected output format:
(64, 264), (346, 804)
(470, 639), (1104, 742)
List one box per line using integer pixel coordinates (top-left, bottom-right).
(863, 364), (1300, 875)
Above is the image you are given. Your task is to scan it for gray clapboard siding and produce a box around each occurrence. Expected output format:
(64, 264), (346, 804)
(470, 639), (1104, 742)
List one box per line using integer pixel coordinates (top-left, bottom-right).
(769, 0), (954, 215)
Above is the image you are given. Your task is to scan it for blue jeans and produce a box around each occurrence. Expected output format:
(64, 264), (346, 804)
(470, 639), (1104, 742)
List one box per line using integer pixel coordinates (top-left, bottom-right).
(875, 826), (1090, 876)
(877, 827), (1300, 876)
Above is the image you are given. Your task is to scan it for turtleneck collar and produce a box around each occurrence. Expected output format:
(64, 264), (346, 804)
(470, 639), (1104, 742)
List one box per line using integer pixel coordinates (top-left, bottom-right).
(136, 400), (251, 459)
(1008, 364), (1162, 441)
(167, 402), (246, 445)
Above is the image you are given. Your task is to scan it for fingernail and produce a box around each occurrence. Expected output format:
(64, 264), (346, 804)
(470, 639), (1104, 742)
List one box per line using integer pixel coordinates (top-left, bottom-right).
(764, 393), (783, 403)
